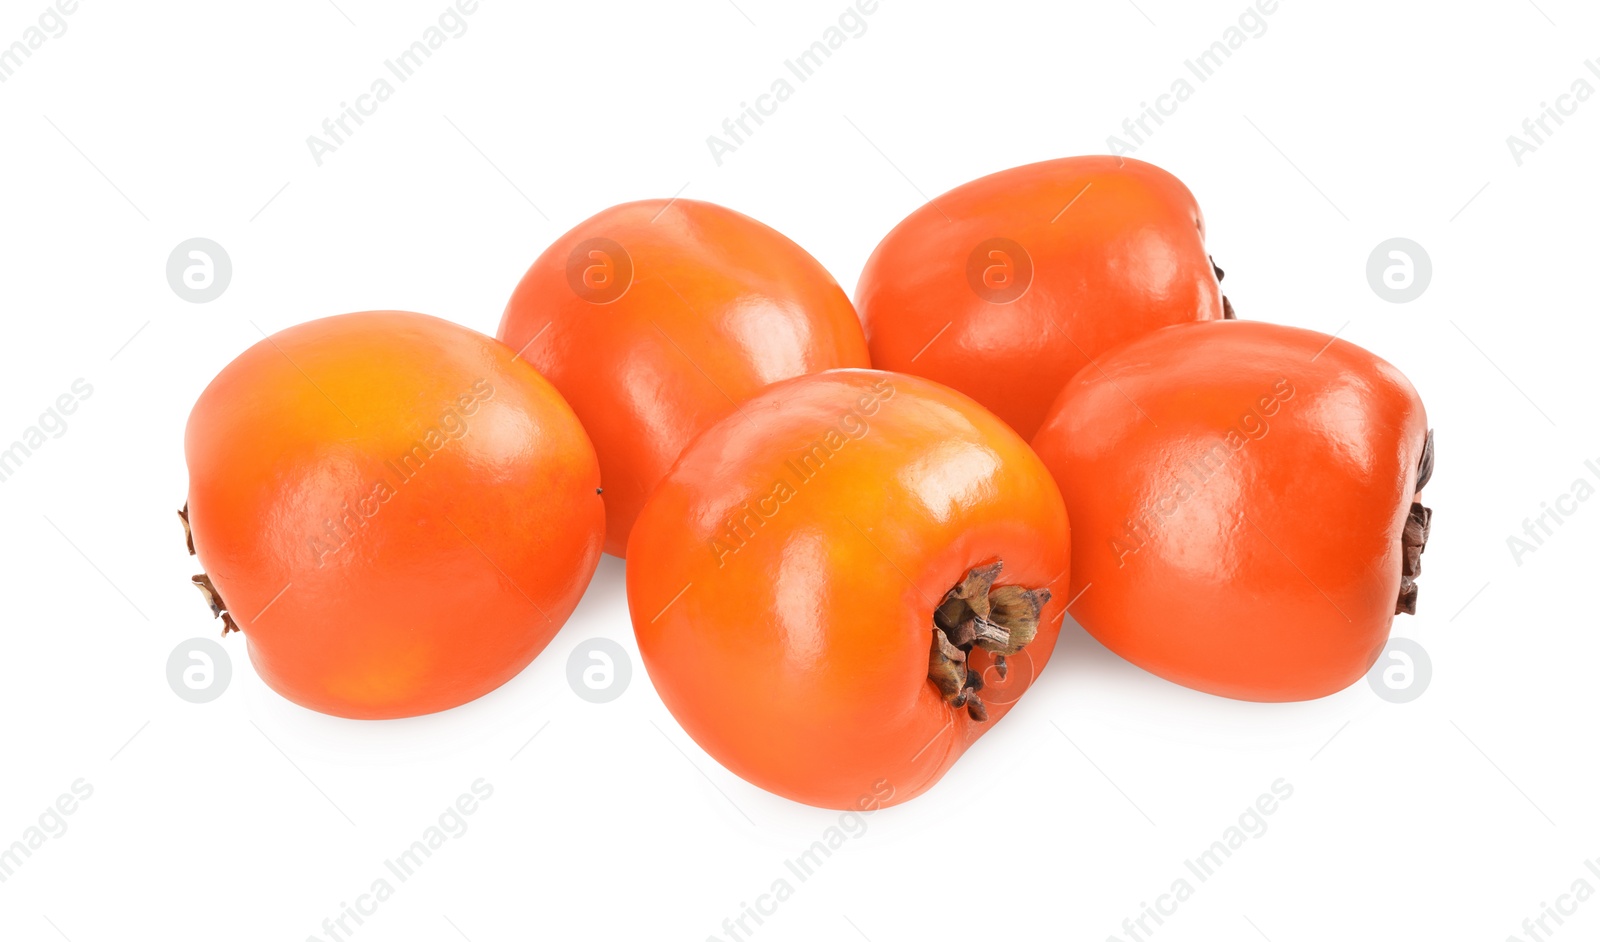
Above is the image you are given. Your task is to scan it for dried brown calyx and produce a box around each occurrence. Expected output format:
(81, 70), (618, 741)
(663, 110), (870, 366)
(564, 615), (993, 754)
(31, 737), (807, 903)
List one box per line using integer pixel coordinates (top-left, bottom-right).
(178, 504), (196, 555)
(927, 561), (1050, 722)
(1210, 256), (1237, 320)
(1396, 429), (1435, 615)
(181, 503), (239, 636)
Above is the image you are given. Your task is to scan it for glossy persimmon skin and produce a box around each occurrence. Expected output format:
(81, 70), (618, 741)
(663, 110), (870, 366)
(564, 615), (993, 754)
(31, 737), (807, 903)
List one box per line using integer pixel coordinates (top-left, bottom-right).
(1031, 321), (1430, 702)
(856, 155), (1226, 440)
(184, 311), (604, 719)
(498, 199), (871, 557)
(626, 370), (1070, 809)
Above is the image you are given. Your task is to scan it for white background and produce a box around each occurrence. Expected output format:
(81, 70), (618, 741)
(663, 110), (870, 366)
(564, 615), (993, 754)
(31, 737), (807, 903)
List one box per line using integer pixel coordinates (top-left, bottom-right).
(1, 1), (1595, 939)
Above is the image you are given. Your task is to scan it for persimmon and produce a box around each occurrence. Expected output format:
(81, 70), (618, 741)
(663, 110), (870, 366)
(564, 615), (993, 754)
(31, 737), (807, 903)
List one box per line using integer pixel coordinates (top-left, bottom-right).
(856, 155), (1231, 440)
(1030, 320), (1433, 702)
(181, 311), (604, 719)
(498, 199), (871, 557)
(626, 369), (1069, 809)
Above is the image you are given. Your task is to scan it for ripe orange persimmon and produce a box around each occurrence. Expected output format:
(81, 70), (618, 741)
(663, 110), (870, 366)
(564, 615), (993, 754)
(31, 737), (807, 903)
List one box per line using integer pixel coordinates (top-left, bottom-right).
(498, 199), (871, 557)
(1030, 321), (1433, 702)
(182, 311), (604, 719)
(856, 155), (1230, 440)
(627, 369), (1070, 809)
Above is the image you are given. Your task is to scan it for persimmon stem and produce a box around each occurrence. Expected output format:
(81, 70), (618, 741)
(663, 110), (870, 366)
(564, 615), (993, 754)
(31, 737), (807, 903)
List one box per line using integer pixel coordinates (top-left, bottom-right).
(178, 504), (196, 555)
(927, 561), (1050, 722)
(1210, 256), (1237, 320)
(1396, 429), (1434, 616)
(183, 504), (239, 636)
(191, 573), (240, 635)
